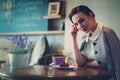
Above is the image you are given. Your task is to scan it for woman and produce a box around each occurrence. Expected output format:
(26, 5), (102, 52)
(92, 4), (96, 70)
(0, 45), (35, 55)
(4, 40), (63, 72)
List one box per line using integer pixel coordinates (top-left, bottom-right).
(69, 5), (120, 80)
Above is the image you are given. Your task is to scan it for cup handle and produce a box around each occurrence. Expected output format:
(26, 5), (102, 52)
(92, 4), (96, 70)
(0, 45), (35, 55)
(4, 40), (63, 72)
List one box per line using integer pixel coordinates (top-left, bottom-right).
(65, 56), (72, 64)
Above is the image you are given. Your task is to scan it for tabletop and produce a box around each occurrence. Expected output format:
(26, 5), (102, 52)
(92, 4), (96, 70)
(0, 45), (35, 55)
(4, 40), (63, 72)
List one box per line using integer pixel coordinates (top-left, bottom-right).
(0, 65), (113, 80)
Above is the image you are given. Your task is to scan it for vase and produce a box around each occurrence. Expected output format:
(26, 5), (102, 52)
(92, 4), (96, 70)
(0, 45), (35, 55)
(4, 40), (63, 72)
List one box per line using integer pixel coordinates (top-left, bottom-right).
(8, 53), (29, 69)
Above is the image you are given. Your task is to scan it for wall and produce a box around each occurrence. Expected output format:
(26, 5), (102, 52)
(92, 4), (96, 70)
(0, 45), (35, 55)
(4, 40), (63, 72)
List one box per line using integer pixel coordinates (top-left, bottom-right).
(65, 0), (120, 50)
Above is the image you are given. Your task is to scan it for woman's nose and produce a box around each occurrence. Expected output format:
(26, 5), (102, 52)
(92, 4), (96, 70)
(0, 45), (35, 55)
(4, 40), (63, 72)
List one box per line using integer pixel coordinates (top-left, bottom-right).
(76, 24), (82, 30)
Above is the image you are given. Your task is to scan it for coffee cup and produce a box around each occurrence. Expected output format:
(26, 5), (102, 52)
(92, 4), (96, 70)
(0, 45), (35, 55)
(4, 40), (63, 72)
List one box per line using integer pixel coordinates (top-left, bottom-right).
(52, 56), (65, 65)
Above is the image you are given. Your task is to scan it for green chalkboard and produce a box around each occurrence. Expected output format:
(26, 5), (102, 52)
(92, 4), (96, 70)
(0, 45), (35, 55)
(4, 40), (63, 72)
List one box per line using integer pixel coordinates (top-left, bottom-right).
(0, 0), (48, 32)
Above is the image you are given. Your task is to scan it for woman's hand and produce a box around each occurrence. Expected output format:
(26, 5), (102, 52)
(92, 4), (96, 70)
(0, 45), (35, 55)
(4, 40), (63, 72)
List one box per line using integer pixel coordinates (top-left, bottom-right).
(70, 24), (78, 38)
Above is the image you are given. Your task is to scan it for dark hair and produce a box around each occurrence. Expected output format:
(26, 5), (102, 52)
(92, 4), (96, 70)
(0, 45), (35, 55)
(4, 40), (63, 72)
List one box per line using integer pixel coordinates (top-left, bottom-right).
(69, 5), (95, 23)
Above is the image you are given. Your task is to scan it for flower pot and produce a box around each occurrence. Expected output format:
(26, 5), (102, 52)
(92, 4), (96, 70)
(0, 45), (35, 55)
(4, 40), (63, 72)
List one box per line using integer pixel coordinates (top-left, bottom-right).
(8, 53), (29, 69)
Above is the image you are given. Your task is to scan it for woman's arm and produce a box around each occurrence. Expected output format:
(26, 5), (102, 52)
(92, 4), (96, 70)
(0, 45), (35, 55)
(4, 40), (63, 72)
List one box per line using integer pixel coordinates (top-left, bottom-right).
(72, 37), (87, 67)
(71, 25), (87, 67)
(85, 60), (99, 68)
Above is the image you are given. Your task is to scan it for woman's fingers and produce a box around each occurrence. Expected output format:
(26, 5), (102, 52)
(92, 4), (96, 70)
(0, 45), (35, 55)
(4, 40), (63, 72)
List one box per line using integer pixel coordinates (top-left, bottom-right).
(70, 24), (79, 38)
(71, 24), (78, 33)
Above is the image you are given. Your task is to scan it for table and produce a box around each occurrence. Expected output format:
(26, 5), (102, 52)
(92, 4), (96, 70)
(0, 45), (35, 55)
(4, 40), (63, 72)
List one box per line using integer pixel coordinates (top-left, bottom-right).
(0, 65), (113, 80)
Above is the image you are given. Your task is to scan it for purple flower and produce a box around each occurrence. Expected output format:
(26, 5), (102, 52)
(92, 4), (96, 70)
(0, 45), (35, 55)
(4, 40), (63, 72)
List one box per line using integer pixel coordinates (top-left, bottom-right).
(11, 35), (32, 49)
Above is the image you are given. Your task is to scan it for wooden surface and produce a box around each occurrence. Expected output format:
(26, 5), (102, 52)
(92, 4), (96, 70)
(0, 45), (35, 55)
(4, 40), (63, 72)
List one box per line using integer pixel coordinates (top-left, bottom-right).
(0, 31), (64, 36)
(43, 15), (62, 19)
(0, 65), (113, 80)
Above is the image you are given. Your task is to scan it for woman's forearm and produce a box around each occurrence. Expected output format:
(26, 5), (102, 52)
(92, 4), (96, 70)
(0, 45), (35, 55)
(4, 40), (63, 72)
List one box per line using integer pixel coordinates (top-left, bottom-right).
(72, 38), (86, 67)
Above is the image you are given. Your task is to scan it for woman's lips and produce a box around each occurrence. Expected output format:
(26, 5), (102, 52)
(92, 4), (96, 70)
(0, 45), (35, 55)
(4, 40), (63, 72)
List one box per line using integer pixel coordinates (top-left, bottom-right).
(80, 25), (87, 31)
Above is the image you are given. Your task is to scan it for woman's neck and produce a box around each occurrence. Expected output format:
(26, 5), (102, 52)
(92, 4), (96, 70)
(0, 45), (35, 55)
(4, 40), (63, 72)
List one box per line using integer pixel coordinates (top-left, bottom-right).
(91, 22), (98, 33)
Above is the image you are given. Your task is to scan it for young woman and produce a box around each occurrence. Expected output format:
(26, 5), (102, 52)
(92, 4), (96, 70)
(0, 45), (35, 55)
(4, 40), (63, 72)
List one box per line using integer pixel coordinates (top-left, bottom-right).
(69, 5), (120, 80)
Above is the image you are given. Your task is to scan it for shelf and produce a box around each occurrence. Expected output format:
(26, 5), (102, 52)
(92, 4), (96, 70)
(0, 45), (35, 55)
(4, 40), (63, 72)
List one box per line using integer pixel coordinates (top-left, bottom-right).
(0, 31), (65, 36)
(43, 15), (62, 19)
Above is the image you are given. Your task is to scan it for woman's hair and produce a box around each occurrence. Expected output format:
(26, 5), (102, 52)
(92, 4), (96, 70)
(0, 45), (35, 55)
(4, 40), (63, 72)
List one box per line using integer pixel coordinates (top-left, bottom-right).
(69, 5), (95, 23)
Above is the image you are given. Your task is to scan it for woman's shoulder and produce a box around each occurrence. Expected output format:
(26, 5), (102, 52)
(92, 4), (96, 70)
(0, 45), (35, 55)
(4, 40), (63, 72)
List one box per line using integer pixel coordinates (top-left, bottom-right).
(102, 26), (113, 31)
(102, 26), (115, 34)
(102, 26), (119, 41)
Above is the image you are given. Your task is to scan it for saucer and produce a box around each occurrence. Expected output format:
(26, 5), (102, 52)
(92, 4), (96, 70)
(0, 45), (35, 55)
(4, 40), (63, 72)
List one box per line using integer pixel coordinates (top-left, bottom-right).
(49, 63), (59, 66)
(53, 65), (78, 70)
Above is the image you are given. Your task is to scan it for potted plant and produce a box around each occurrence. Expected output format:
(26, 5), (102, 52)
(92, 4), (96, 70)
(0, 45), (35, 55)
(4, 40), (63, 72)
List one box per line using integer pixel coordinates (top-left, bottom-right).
(9, 35), (32, 69)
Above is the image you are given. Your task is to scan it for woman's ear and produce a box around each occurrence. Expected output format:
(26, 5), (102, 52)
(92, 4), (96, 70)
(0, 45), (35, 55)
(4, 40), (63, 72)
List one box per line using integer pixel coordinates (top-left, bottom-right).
(89, 12), (94, 20)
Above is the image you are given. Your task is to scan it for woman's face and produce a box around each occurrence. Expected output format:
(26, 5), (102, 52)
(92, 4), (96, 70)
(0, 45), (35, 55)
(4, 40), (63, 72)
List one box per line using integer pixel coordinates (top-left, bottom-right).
(71, 12), (93, 33)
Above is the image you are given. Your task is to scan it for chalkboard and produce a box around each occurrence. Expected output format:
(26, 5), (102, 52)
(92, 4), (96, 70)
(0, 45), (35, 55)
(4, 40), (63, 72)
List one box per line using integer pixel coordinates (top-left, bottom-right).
(0, 0), (48, 32)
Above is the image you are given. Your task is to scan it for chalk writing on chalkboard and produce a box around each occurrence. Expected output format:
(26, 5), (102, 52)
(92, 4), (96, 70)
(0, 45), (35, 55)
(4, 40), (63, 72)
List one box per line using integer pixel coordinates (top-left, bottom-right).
(0, 0), (48, 32)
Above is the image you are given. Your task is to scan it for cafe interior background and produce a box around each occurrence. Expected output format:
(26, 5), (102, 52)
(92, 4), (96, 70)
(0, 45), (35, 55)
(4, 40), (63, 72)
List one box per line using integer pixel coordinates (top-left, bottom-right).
(0, 0), (120, 67)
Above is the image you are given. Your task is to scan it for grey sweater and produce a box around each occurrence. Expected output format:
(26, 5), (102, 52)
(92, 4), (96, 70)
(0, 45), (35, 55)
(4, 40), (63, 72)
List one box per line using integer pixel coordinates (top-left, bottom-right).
(80, 27), (120, 80)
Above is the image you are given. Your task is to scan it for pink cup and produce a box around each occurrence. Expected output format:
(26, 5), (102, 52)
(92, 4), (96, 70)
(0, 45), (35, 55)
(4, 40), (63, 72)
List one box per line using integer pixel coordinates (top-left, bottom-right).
(52, 56), (65, 65)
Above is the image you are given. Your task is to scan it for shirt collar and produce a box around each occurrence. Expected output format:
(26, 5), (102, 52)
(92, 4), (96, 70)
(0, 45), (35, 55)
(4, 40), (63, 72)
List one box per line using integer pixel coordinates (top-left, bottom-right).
(86, 22), (103, 42)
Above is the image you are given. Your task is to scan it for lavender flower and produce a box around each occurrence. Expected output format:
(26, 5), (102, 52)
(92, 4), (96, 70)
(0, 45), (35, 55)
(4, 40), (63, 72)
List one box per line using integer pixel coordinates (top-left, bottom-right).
(10, 35), (32, 54)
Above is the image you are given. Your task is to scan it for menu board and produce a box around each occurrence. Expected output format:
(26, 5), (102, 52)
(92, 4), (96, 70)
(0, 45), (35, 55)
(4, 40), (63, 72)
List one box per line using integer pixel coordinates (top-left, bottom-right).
(0, 0), (48, 32)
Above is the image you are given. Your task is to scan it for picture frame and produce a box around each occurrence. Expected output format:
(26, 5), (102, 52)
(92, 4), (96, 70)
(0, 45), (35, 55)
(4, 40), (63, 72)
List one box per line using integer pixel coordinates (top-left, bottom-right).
(48, 2), (60, 15)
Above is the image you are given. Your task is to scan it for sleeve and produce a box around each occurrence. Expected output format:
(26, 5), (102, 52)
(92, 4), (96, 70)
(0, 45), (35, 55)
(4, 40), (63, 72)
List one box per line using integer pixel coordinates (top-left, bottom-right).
(104, 28), (120, 80)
